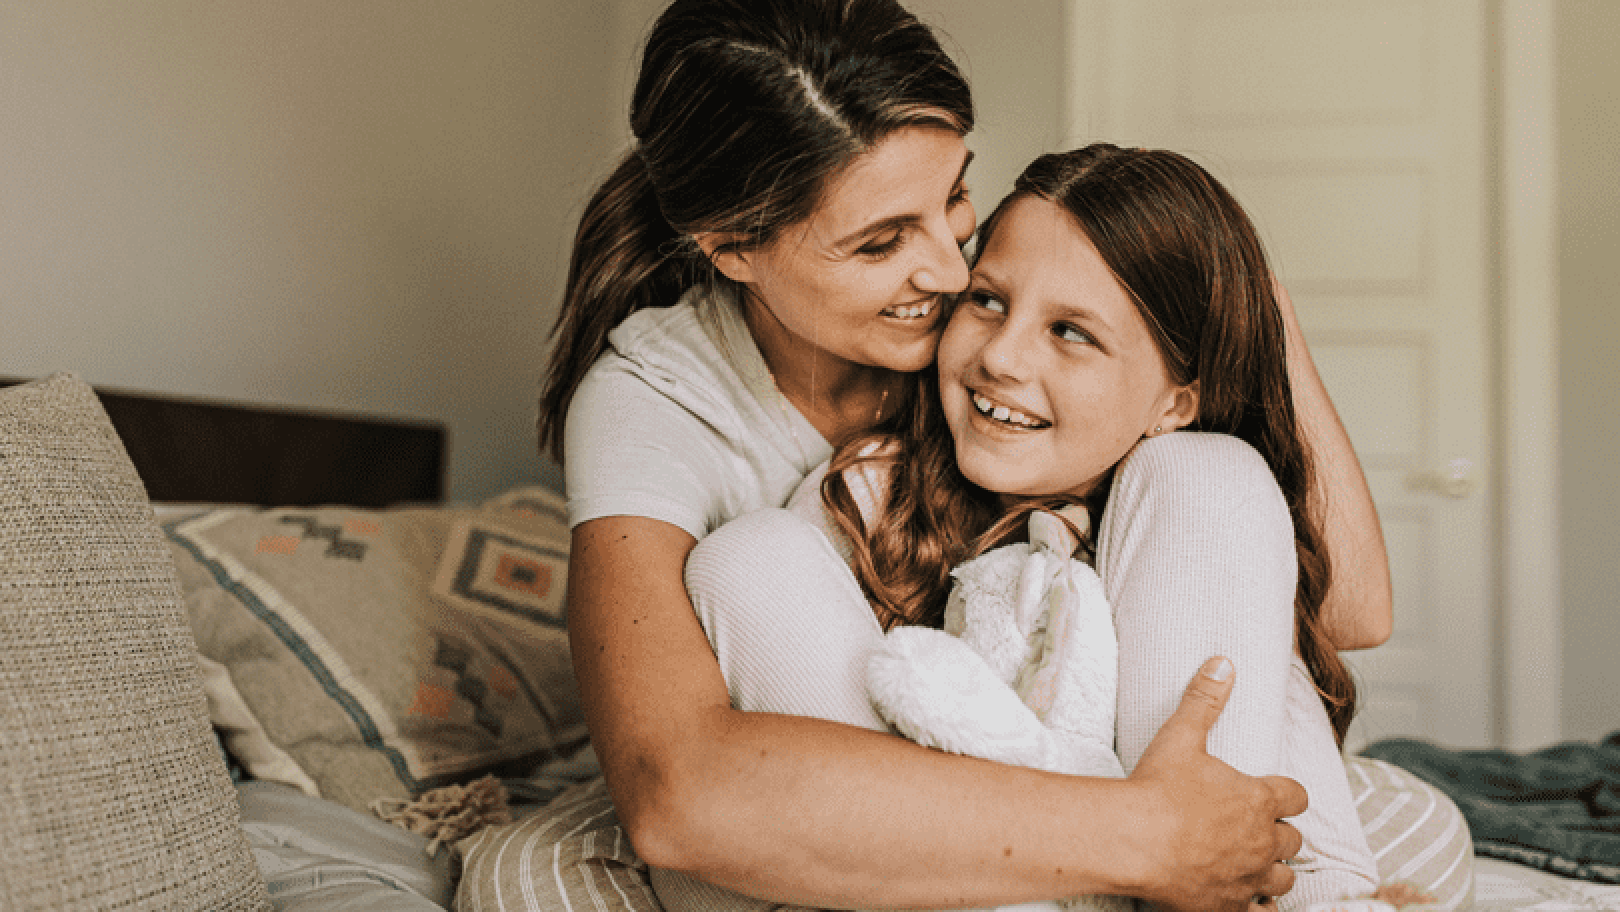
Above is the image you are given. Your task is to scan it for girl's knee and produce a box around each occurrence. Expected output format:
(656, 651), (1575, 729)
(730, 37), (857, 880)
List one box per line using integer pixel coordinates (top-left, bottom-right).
(1097, 432), (1295, 591)
(685, 508), (838, 591)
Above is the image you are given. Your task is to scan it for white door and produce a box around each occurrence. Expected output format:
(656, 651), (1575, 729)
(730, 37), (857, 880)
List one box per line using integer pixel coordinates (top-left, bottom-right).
(1064, 0), (1495, 750)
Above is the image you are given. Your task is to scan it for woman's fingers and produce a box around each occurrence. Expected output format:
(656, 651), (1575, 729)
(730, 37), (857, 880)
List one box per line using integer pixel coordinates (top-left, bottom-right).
(1129, 658), (1314, 912)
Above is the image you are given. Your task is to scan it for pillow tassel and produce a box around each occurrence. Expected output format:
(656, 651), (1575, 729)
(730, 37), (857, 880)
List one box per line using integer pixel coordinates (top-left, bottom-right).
(372, 774), (512, 856)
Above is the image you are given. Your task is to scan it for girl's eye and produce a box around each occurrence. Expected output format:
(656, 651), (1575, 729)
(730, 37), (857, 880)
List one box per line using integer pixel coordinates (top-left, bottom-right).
(969, 291), (1006, 314)
(1055, 322), (1095, 345)
(857, 230), (905, 259)
(948, 183), (971, 207)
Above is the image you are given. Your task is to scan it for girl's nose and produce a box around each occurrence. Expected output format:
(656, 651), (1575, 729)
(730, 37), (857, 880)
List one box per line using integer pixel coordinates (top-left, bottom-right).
(976, 318), (1029, 383)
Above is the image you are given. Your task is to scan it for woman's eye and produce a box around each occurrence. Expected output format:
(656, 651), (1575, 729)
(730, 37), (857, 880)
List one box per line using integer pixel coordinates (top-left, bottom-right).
(948, 183), (971, 207)
(1055, 322), (1094, 345)
(970, 291), (1006, 314)
(857, 231), (905, 259)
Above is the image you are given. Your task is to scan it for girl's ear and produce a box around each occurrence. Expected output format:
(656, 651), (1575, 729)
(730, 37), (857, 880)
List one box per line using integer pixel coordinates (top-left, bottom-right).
(1154, 381), (1200, 435)
(693, 232), (756, 284)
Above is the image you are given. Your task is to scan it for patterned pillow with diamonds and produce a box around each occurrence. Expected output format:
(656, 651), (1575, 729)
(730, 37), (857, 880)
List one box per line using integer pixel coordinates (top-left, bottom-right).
(166, 485), (585, 813)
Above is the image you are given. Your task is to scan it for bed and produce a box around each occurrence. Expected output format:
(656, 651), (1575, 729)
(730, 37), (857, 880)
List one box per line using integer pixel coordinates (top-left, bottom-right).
(3, 372), (1617, 912)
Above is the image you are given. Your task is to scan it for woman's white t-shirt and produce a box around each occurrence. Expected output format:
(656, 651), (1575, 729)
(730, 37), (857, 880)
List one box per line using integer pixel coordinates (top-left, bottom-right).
(563, 283), (832, 540)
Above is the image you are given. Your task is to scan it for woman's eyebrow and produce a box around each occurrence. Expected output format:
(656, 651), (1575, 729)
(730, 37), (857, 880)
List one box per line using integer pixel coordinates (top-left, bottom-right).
(832, 149), (976, 250)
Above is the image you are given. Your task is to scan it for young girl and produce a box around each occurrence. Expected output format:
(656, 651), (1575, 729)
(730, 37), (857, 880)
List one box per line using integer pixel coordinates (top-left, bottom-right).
(675, 144), (1380, 911)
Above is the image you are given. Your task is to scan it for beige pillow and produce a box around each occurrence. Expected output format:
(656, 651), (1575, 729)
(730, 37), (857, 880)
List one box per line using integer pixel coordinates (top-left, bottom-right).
(0, 373), (269, 911)
(167, 485), (586, 813)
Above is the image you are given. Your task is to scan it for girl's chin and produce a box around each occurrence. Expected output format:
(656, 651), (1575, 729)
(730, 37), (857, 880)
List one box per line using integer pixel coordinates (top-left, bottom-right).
(953, 451), (1025, 497)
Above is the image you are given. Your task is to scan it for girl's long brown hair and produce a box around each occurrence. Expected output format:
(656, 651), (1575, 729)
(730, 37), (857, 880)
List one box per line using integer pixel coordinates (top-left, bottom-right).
(826, 144), (1358, 743)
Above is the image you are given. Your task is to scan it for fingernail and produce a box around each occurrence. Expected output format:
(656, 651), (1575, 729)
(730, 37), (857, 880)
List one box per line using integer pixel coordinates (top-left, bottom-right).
(1204, 656), (1233, 681)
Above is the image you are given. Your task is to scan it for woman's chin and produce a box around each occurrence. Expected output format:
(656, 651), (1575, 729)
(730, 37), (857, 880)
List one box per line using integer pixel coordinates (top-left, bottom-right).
(870, 340), (941, 375)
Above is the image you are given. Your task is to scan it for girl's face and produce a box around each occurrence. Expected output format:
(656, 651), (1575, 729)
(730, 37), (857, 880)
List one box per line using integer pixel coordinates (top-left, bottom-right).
(706, 125), (976, 378)
(938, 195), (1197, 501)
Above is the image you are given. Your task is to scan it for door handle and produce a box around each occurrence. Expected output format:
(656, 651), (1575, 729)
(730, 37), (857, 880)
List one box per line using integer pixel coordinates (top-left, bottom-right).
(1407, 457), (1476, 498)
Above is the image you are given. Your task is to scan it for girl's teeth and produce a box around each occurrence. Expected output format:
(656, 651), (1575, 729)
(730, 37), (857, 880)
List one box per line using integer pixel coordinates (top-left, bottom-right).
(888, 301), (932, 319)
(974, 392), (1041, 429)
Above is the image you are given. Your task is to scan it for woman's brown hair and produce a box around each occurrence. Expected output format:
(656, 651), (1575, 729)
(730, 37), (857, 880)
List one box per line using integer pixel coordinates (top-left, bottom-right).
(537, 0), (973, 462)
(826, 143), (1358, 743)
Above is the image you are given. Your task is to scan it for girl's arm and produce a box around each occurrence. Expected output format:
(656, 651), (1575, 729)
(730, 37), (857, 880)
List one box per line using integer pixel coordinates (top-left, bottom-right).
(1102, 433), (1378, 909)
(1276, 282), (1395, 650)
(567, 514), (1305, 912)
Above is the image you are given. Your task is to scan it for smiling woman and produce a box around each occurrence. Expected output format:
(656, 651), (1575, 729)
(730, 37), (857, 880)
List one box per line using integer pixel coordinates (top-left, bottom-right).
(698, 126), (976, 438)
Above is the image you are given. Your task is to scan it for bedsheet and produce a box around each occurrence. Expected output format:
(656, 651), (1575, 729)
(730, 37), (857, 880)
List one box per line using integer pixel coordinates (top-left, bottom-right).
(1475, 857), (1620, 910)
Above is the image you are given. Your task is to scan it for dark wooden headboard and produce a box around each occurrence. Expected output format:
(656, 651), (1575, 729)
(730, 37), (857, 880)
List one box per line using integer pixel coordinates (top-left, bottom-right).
(2, 377), (445, 507)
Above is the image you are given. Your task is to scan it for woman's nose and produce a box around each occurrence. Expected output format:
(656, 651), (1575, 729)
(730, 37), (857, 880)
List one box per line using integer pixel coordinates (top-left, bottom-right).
(912, 203), (975, 294)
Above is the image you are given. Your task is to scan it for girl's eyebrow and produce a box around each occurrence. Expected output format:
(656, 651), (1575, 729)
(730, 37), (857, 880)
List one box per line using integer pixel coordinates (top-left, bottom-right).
(831, 150), (976, 250)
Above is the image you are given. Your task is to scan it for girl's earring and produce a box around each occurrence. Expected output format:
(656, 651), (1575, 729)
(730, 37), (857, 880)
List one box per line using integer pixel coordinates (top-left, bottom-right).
(1153, 426), (1163, 435)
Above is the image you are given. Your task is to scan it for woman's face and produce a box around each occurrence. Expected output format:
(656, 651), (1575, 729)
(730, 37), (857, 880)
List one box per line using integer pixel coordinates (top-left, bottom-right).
(716, 125), (976, 377)
(937, 195), (1195, 501)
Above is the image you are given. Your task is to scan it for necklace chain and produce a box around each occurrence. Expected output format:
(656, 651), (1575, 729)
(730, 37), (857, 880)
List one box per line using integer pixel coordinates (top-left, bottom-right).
(768, 375), (892, 473)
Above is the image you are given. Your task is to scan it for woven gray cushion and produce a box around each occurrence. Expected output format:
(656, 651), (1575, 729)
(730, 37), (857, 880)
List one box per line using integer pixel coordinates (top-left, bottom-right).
(0, 373), (269, 911)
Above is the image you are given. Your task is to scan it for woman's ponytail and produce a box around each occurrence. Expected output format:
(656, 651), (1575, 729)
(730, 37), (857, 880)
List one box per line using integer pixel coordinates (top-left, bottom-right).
(538, 150), (701, 462)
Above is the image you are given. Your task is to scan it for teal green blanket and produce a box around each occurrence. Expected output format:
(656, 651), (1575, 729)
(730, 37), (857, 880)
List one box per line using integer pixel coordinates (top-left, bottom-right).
(1362, 732), (1620, 884)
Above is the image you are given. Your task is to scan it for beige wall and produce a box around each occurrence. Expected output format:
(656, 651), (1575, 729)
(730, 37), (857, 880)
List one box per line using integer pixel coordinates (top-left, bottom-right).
(1556, 0), (1620, 743)
(0, 1), (617, 500)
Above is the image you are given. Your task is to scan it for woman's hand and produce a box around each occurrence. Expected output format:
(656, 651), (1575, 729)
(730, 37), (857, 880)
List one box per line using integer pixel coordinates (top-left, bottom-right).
(1125, 657), (1308, 912)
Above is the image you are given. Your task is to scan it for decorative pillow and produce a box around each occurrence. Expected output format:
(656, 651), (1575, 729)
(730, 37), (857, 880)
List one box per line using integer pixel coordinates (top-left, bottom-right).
(166, 484), (586, 813)
(0, 372), (270, 911)
(1349, 754), (1475, 910)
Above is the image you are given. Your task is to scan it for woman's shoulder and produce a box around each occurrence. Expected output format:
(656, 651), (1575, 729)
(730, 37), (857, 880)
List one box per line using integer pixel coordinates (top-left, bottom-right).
(566, 282), (812, 485)
(597, 287), (714, 368)
(590, 285), (765, 400)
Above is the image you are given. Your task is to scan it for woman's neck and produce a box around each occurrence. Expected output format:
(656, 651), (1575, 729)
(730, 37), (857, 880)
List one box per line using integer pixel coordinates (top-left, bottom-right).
(743, 294), (898, 447)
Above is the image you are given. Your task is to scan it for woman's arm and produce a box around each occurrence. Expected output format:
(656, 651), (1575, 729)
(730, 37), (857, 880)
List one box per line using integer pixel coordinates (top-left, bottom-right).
(567, 514), (1305, 912)
(1276, 282), (1395, 650)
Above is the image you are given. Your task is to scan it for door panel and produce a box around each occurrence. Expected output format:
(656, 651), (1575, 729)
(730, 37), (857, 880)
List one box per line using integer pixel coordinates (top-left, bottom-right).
(1066, 0), (1494, 750)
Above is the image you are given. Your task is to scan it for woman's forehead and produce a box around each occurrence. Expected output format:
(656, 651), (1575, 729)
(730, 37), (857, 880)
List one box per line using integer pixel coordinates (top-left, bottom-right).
(807, 126), (971, 241)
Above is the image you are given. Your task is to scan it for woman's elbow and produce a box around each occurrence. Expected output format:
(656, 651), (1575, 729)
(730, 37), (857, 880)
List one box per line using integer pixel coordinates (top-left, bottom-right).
(1346, 614), (1394, 650)
(610, 753), (721, 873)
(1331, 595), (1394, 651)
